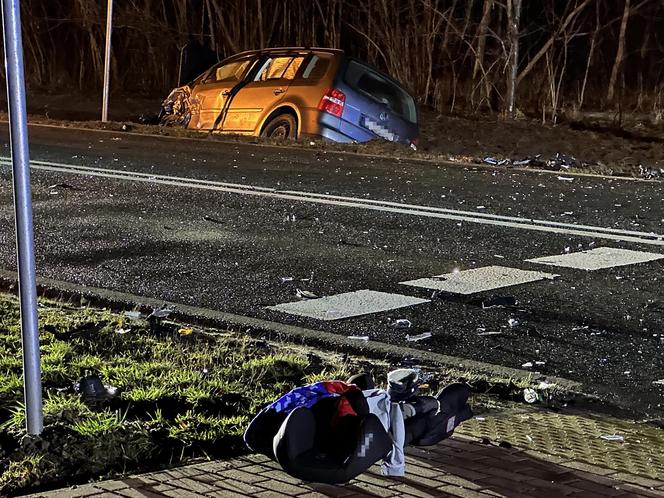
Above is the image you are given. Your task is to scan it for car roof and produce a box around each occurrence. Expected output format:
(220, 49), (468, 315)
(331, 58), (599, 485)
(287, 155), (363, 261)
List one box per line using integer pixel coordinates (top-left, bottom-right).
(226, 47), (343, 59)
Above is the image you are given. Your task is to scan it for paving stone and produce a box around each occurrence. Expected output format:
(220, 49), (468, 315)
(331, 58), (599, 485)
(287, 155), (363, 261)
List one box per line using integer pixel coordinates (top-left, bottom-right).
(435, 486), (498, 498)
(387, 482), (450, 497)
(609, 473), (664, 489)
(218, 468), (270, 484)
(169, 477), (219, 494)
(561, 461), (616, 476)
(92, 480), (131, 491)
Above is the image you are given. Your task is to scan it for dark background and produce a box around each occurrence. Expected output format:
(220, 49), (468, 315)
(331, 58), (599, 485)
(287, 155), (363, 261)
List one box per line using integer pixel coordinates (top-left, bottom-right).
(7, 0), (664, 116)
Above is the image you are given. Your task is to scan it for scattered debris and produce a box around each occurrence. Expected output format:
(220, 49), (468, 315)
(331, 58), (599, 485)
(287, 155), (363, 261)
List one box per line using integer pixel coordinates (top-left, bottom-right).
(507, 318), (520, 328)
(279, 277), (295, 283)
(348, 335), (369, 341)
(203, 215), (223, 224)
(406, 332), (432, 342)
(114, 327), (130, 335)
(148, 307), (174, 319)
(482, 296), (517, 309)
(523, 388), (539, 403)
(284, 213), (296, 222)
(390, 318), (413, 329)
(600, 434), (625, 443)
(557, 176), (574, 182)
(74, 373), (118, 402)
(178, 327), (193, 336)
(296, 288), (318, 300)
(48, 183), (78, 190)
(521, 362), (534, 368)
(124, 310), (144, 320)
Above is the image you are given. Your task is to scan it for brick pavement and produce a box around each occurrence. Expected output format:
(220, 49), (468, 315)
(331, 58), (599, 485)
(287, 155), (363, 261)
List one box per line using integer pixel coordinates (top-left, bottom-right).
(26, 434), (664, 498)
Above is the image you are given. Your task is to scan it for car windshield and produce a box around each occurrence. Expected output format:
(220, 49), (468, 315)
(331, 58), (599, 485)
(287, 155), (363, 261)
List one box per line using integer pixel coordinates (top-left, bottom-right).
(344, 60), (416, 123)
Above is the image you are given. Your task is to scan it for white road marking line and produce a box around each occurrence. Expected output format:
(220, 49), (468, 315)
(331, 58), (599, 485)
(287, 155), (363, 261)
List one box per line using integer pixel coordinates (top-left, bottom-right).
(1, 157), (663, 246)
(266, 289), (430, 321)
(526, 247), (664, 271)
(400, 266), (559, 295)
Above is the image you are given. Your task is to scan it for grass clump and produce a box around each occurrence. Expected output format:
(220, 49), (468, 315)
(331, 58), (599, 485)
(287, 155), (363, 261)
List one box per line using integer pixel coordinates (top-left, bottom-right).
(0, 294), (350, 495)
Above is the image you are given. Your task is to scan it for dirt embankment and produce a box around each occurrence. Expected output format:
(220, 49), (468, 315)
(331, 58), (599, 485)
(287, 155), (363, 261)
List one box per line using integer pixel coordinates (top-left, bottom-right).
(3, 93), (664, 179)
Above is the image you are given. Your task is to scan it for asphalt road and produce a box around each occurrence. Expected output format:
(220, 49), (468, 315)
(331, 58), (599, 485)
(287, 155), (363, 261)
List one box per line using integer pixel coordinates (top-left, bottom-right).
(1, 124), (663, 417)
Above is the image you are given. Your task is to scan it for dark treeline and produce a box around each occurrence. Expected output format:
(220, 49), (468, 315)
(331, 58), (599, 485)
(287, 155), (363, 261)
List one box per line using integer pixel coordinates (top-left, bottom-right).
(12, 0), (664, 119)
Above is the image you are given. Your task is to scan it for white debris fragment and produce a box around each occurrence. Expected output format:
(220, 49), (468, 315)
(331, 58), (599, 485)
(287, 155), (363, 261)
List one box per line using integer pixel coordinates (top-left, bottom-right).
(521, 362), (533, 368)
(123, 311), (144, 320)
(391, 318), (413, 329)
(406, 332), (433, 342)
(296, 289), (318, 300)
(348, 335), (369, 341)
(557, 176), (574, 182)
(508, 318), (520, 328)
(115, 328), (130, 335)
(600, 434), (624, 443)
(474, 416), (486, 421)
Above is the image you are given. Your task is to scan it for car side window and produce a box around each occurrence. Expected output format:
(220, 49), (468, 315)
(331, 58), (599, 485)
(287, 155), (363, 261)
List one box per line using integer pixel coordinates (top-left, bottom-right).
(204, 58), (253, 84)
(255, 57), (304, 81)
(300, 55), (331, 80)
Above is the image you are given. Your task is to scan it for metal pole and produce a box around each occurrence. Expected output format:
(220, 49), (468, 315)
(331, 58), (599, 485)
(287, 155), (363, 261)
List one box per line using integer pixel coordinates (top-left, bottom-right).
(101, 0), (113, 122)
(1, 0), (43, 435)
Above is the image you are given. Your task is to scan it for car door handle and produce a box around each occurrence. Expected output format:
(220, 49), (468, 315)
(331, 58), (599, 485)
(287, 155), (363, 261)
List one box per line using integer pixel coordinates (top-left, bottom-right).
(273, 88), (285, 95)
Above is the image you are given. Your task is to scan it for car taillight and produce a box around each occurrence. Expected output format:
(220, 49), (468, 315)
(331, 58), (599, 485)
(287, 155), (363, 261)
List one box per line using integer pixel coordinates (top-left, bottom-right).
(318, 88), (346, 118)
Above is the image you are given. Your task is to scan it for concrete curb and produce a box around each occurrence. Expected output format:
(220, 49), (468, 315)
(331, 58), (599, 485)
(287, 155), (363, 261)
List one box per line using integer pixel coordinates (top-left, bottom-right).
(12, 119), (660, 184)
(0, 269), (584, 392)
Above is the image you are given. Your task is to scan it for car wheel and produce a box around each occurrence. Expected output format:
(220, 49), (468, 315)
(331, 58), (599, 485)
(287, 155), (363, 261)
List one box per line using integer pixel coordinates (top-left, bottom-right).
(261, 114), (297, 140)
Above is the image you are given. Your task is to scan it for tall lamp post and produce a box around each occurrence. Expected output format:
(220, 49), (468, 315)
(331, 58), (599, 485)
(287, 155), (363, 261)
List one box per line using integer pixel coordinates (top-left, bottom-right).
(1, 0), (44, 435)
(101, 0), (113, 122)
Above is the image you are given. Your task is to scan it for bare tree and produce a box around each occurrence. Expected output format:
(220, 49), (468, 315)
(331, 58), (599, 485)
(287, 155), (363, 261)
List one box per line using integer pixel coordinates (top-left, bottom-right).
(506, 0), (522, 118)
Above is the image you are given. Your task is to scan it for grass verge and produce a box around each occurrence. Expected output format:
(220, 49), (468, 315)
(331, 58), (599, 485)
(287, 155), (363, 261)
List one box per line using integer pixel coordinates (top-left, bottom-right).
(0, 293), (357, 495)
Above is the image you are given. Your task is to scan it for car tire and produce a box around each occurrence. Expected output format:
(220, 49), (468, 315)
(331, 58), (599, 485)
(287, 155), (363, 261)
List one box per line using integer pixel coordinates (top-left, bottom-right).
(261, 114), (297, 140)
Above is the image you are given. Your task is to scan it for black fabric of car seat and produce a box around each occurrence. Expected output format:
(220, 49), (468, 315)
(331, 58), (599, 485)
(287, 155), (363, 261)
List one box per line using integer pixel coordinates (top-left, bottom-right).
(409, 383), (473, 447)
(273, 407), (392, 484)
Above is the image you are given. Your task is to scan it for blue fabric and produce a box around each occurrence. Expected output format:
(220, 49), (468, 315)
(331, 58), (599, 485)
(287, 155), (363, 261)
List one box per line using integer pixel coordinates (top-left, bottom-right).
(269, 382), (337, 413)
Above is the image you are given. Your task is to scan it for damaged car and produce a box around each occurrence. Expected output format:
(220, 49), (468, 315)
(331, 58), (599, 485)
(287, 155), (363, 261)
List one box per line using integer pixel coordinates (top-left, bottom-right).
(158, 47), (419, 146)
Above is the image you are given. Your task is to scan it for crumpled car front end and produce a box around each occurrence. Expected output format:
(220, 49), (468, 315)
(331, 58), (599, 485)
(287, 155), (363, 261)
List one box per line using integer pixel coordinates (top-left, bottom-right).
(158, 85), (197, 128)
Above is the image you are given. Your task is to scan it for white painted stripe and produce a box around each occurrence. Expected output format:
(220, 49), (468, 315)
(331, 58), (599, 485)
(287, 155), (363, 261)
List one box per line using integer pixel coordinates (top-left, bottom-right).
(526, 247), (664, 270)
(267, 289), (429, 321)
(401, 266), (559, 295)
(1, 157), (663, 246)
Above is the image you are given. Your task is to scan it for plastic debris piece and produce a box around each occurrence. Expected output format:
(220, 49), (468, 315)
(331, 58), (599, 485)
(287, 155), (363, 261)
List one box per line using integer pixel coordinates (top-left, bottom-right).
(557, 176), (574, 182)
(474, 416), (486, 421)
(74, 373), (118, 401)
(148, 307), (174, 319)
(115, 328), (130, 335)
(296, 288), (318, 299)
(478, 331), (503, 336)
(508, 318), (520, 328)
(124, 310), (144, 320)
(391, 318), (413, 329)
(653, 379), (664, 386)
(279, 277), (294, 283)
(178, 327), (193, 336)
(203, 215), (223, 224)
(523, 388), (539, 403)
(600, 434), (624, 443)
(521, 362), (533, 368)
(406, 332), (433, 342)
(348, 335), (369, 341)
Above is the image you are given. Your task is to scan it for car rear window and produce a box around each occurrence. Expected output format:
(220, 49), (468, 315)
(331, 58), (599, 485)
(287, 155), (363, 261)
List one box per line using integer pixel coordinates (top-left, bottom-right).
(344, 60), (416, 123)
